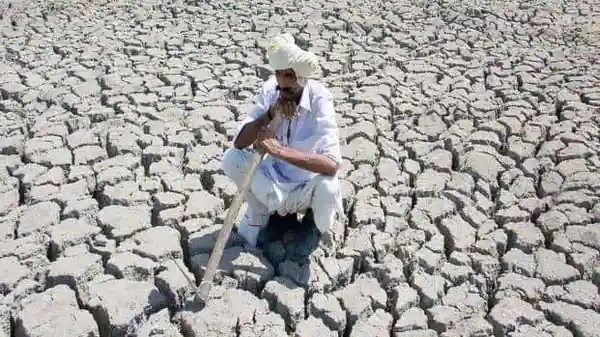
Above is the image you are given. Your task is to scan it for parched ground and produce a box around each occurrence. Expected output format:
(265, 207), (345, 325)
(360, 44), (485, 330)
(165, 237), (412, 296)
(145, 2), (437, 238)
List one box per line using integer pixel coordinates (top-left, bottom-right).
(1, 0), (600, 336)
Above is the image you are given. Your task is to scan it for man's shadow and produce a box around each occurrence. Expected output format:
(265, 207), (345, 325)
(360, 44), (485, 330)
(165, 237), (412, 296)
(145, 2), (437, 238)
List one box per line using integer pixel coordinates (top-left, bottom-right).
(256, 209), (320, 267)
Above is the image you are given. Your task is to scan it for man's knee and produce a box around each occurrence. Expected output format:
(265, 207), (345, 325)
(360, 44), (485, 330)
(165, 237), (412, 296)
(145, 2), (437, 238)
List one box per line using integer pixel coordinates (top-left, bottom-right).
(309, 175), (339, 233)
(313, 175), (339, 199)
(221, 147), (249, 179)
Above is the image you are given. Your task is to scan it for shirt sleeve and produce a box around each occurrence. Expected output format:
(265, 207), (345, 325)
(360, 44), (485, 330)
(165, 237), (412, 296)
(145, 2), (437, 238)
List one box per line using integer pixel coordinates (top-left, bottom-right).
(231, 81), (272, 147)
(312, 90), (343, 169)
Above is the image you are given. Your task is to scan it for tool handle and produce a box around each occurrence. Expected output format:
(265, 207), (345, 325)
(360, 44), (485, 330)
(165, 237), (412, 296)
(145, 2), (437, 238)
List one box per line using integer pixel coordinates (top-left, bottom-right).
(197, 151), (262, 295)
(197, 114), (282, 301)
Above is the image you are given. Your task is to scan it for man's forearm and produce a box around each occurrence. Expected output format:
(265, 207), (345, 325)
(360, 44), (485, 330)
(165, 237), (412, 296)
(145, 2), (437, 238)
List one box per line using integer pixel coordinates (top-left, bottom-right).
(234, 113), (271, 149)
(271, 146), (338, 176)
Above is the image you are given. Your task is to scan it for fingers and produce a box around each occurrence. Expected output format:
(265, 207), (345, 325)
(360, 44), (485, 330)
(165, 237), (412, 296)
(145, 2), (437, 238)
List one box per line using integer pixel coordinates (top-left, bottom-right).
(272, 100), (284, 119)
(273, 100), (283, 118)
(282, 100), (291, 118)
(288, 100), (298, 118)
(275, 99), (297, 119)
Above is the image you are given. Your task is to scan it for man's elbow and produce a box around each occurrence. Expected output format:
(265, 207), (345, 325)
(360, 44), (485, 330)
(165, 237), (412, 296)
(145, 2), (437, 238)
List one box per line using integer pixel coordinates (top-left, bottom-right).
(323, 170), (337, 177)
(323, 159), (340, 177)
(233, 132), (250, 149)
(232, 123), (255, 149)
(233, 139), (244, 149)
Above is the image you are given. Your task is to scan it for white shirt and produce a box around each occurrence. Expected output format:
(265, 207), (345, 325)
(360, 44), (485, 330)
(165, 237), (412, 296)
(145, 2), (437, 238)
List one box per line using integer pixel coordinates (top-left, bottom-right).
(232, 76), (343, 185)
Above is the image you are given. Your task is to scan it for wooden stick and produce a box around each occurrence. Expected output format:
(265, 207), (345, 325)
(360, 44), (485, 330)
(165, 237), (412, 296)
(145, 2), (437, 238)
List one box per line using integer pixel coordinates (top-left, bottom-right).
(196, 115), (281, 302)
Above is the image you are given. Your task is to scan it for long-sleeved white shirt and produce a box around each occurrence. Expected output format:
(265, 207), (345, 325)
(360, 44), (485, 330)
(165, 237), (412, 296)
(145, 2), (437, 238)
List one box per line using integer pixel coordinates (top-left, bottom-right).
(231, 76), (344, 218)
(232, 76), (343, 185)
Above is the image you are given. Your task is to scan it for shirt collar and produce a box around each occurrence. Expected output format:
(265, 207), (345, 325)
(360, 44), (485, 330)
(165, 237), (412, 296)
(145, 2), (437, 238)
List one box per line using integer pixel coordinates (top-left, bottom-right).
(298, 80), (312, 112)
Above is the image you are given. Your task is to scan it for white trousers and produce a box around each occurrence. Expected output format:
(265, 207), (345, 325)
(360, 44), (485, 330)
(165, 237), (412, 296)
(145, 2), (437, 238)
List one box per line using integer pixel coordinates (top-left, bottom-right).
(221, 147), (341, 247)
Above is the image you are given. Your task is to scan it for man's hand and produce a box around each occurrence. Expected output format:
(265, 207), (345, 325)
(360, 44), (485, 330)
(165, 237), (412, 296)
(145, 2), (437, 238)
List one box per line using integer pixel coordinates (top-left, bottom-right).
(255, 124), (282, 155)
(270, 98), (297, 120)
(277, 99), (298, 119)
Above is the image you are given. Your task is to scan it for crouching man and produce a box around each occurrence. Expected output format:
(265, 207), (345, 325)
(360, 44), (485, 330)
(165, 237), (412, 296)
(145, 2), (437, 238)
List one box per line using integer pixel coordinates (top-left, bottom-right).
(220, 33), (343, 249)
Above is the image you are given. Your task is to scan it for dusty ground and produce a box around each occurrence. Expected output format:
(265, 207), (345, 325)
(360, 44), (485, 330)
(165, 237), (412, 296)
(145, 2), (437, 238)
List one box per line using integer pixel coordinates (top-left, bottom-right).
(1, 0), (600, 336)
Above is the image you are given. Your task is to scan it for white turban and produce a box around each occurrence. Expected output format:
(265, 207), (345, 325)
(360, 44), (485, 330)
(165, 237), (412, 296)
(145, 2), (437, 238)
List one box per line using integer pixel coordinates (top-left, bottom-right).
(266, 33), (319, 87)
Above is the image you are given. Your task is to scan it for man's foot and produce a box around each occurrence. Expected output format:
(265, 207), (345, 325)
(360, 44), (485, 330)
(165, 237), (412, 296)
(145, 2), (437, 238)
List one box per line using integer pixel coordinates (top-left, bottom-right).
(318, 231), (336, 257)
(231, 231), (261, 252)
(229, 231), (247, 246)
(301, 208), (336, 257)
(243, 242), (263, 254)
(236, 209), (264, 249)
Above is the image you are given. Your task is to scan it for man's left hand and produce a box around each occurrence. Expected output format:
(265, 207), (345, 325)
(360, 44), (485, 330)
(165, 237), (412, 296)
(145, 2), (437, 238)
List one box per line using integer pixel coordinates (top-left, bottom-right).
(256, 125), (282, 156)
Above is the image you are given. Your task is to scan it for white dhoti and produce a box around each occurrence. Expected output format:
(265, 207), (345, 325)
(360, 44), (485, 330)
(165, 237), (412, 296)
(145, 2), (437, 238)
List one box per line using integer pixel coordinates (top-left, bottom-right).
(221, 147), (343, 247)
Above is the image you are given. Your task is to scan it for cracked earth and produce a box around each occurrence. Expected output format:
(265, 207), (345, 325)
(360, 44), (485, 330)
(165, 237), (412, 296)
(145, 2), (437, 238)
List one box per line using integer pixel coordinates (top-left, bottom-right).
(1, 0), (600, 336)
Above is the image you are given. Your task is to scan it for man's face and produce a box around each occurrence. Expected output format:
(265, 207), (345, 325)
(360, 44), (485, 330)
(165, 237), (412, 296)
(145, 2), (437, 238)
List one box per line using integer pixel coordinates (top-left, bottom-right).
(275, 69), (302, 103)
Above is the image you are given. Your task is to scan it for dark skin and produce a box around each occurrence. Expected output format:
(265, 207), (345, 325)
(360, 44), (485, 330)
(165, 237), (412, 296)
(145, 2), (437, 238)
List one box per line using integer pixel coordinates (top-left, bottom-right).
(234, 69), (339, 177)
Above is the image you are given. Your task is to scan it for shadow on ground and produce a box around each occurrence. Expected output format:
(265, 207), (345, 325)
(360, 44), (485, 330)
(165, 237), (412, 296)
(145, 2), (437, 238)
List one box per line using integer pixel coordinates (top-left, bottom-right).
(257, 211), (321, 267)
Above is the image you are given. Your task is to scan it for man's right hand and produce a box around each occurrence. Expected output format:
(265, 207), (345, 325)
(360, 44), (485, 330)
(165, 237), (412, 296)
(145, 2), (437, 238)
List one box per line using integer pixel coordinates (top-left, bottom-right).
(233, 98), (296, 149)
(274, 99), (298, 119)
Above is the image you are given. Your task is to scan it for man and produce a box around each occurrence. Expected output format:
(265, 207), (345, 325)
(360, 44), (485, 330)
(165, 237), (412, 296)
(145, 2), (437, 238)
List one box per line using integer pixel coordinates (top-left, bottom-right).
(221, 33), (344, 249)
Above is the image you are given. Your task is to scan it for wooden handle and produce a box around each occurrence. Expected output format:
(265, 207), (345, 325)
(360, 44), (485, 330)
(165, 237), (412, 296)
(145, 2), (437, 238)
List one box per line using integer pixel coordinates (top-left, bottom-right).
(198, 152), (262, 285)
(196, 114), (282, 301)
